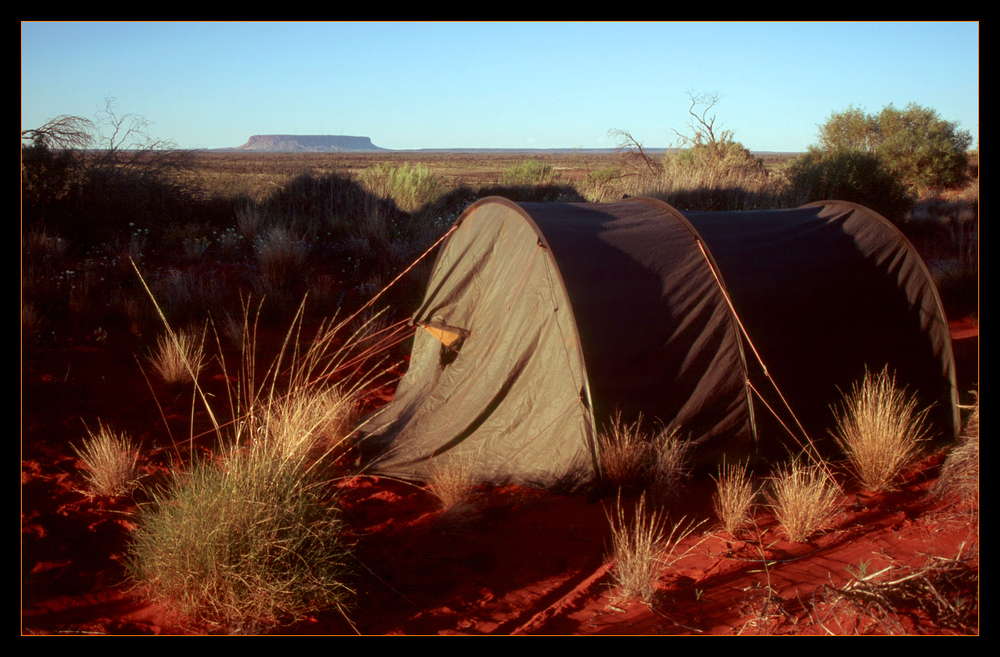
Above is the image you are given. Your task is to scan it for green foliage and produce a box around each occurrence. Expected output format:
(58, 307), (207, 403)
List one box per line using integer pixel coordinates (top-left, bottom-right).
(785, 149), (913, 222)
(362, 162), (441, 214)
(817, 105), (880, 153)
(129, 440), (352, 630)
(816, 103), (973, 190)
(875, 104), (973, 190)
(500, 158), (556, 186)
(667, 137), (768, 179)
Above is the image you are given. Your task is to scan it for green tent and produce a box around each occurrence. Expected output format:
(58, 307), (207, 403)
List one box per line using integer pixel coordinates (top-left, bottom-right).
(358, 196), (958, 486)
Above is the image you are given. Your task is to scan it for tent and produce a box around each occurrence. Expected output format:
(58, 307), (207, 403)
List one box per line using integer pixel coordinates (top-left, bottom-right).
(358, 196), (958, 487)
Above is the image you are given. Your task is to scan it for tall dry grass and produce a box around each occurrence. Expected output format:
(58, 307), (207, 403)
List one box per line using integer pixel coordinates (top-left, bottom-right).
(129, 291), (388, 631)
(597, 413), (691, 498)
(72, 421), (140, 498)
(712, 459), (756, 535)
(607, 494), (702, 604)
(830, 367), (930, 493)
(147, 327), (207, 386)
(934, 392), (979, 508)
(766, 460), (840, 543)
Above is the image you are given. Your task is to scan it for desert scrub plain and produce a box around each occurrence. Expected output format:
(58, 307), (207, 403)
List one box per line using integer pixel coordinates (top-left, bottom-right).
(22, 134), (978, 634)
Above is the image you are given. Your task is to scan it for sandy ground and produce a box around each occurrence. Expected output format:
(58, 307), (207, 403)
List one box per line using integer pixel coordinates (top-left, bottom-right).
(21, 318), (978, 635)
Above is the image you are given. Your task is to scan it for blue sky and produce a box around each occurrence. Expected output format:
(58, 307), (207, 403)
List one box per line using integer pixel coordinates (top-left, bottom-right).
(21, 22), (979, 153)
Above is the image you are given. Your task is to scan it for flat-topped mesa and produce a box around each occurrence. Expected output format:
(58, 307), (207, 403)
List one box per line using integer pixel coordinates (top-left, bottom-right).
(237, 135), (385, 152)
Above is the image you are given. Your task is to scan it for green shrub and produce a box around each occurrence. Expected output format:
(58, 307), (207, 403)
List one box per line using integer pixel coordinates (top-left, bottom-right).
(499, 159), (556, 186)
(786, 149), (913, 222)
(128, 439), (352, 630)
(128, 304), (369, 631)
(817, 103), (973, 190)
(362, 162), (441, 214)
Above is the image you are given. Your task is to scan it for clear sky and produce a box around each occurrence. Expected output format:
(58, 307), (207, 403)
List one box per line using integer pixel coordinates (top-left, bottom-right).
(21, 21), (979, 153)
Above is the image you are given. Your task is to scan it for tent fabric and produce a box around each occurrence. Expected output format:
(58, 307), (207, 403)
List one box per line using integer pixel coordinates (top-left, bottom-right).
(358, 196), (958, 487)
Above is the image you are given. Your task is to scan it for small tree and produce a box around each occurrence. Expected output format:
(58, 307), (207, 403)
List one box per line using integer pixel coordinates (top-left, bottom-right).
(815, 103), (972, 190)
(816, 105), (880, 154)
(875, 103), (973, 190)
(667, 92), (767, 178)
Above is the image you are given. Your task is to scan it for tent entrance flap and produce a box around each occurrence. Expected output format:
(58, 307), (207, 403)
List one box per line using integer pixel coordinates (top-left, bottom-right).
(420, 323), (466, 348)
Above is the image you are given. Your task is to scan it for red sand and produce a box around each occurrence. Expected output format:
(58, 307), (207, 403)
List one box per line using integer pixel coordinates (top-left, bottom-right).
(21, 321), (978, 635)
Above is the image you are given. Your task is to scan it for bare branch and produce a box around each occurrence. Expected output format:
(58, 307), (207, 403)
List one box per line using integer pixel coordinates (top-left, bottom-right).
(609, 128), (663, 176)
(672, 91), (730, 149)
(21, 115), (94, 150)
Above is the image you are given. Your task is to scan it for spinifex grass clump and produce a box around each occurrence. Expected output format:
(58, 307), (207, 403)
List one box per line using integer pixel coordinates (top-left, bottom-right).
(499, 158), (555, 186)
(831, 367), (930, 492)
(767, 460), (840, 543)
(607, 494), (702, 604)
(129, 439), (352, 629)
(597, 412), (691, 498)
(426, 451), (479, 513)
(148, 327), (206, 386)
(129, 281), (390, 630)
(73, 421), (140, 498)
(712, 459), (756, 535)
(935, 392), (979, 507)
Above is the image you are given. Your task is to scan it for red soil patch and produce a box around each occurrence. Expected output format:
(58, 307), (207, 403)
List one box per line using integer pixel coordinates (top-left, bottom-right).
(21, 321), (979, 635)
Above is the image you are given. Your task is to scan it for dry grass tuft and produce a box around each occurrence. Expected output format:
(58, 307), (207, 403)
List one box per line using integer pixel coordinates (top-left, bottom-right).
(148, 327), (206, 386)
(260, 385), (357, 462)
(598, 412), (651, 488)
(426, 452), (479, 513)
(607, 494), (703, 604)
(129, 293), (389, 631)
(72, 421), (140, 498)
(598, 412), (691, 498)
(934, 392), (979, 507)
(767, 460), (840, 543)
(129, 438), (353, 631)
(649, 428), (692, 499)
(831, 367), (930, 492)
(712, 459), (757, 534)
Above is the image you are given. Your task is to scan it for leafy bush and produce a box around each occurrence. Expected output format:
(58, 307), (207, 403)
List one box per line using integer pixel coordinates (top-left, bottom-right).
(786, 149), (913, 222)
(666, 138), (768, 180)
(831, 367), (930, 493)
(816, 103), (973, 190)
